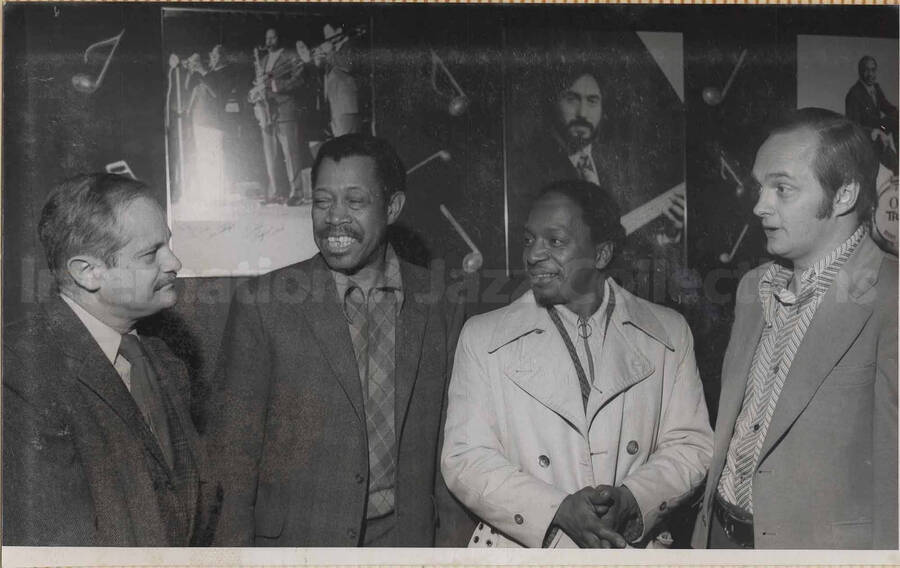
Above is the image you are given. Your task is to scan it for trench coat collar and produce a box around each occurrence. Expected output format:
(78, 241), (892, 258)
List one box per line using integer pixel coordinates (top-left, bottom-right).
(488, 280), (673, 354)
(489, 280), (674, 437)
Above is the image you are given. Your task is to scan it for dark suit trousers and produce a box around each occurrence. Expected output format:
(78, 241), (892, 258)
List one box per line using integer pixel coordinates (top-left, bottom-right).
(262, 119), (303, 199)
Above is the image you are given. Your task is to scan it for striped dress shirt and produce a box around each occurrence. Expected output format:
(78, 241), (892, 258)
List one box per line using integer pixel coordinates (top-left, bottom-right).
(717, 224), (868, 513)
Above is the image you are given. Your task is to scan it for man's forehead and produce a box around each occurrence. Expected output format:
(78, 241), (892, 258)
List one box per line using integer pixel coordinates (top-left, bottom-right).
(565, 74), (601, 94)
(529, 194), (584, 225)
(754, 128), (818, 175)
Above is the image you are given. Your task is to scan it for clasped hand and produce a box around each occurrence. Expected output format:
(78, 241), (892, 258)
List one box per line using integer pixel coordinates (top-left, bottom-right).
(551, 485), (641, 548)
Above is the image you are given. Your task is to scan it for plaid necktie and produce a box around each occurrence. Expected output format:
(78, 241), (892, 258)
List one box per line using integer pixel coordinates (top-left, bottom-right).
(118, 334), (175, 470)
(345, 289), (397, 518)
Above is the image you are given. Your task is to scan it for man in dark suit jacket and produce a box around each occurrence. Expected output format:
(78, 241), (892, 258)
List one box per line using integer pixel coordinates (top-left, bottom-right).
(208, 134), (472, 546)
(253, 27), (313, 205)
(692, 109), (898, 549)
(3, 173), (218, 546)
(845, 55), (898, 171)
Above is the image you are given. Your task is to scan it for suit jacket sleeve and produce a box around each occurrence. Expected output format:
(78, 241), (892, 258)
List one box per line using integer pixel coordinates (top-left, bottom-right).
(876, 85), (898, 116)
(618, 317), (714, 541)
(846, 86), (866, 125)
(206, 282), (274, 546)
(272, 53), (304, 94)
(434, 287), (479, 546)
(441, 319), (570, 548)
(873, 283), (898, 549)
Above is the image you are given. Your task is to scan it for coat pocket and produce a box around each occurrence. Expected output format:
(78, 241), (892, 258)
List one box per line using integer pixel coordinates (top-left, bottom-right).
(822, 363), (876, 389)
(830, 519), (872, 549)
(254, 482), (287, 540)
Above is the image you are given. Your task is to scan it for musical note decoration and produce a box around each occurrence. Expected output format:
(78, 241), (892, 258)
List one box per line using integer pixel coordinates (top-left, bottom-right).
(72, 29), (125, 94)
(719, 152), (746, 197)
(719, 222), (749, 264)
(406, 150), (451, 175)
(430, 50), (469, 117)
(440, 204), (483, 274)
(703, 48), (747, 106)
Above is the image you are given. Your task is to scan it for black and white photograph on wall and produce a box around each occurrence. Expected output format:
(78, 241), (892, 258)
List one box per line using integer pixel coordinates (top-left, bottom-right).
(797, 34), (899, 254)
(163, 7), (372, 275)
(2, 2), (899, 565)
(504, 26), (686, 298)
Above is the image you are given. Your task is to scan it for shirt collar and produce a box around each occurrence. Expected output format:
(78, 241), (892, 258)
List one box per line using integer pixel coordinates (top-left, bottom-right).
(554, 278), (611, 328)
(569, 144), (594, 161)
(60, 294), (137, 366)
(760, 224), (868, 307)
(332, 245), (404, 310)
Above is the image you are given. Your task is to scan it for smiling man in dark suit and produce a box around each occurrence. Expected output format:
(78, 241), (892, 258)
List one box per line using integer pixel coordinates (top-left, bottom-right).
(209, 134), (470, 547)
(3, 173), (216, 546)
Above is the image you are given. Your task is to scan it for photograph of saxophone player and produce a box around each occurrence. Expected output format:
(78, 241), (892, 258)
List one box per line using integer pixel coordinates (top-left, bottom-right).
(251, 27), (314, 206)
(442, 179), (713, 548)
(692, 108), (898, 549)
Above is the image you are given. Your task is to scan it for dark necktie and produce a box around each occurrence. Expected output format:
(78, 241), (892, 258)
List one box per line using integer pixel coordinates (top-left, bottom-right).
(118, 334), (175, 470)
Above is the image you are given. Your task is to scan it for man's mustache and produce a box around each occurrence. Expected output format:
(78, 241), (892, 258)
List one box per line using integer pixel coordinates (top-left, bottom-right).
(316, 228), (363, 240)
(566, 118), (595, 132)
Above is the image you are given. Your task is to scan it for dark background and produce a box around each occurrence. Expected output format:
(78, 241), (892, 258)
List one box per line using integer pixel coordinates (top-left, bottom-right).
(3, 2), (897, 544)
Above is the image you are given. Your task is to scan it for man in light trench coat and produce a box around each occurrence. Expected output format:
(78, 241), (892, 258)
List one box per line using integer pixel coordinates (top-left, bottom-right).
(441, 179), (714, 548)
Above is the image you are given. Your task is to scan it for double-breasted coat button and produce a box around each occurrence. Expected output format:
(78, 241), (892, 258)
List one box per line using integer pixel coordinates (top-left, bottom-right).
(538, 455), (550, 468)
(514, 514), (524, 525)
(626, 440), (639, 455)
(347, 528), (357, 539)
(355, 473), (365, 484)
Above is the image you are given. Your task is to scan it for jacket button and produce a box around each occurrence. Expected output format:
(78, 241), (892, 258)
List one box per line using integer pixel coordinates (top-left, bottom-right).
(355, 473), (365, 484)
(347, 528), (357, 539)
(626, 440), (639, 455)
(538, 455), (550, 468)
(514, 514), (524, 525)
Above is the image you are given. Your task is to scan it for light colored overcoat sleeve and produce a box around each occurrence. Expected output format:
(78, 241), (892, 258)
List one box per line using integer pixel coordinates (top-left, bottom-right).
(620, 317), (714, 540)
(441, 319), (568, 548)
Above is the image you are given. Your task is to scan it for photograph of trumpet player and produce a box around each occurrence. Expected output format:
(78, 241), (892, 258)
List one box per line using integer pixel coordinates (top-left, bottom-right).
(163, 8), (370, 276)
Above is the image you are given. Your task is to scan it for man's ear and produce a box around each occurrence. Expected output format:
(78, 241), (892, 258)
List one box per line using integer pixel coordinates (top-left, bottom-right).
(833, 181), (860, 217)
(594, 241), (614, 271)
(66, 255), (105, 292)
(386, 191), (406, 225)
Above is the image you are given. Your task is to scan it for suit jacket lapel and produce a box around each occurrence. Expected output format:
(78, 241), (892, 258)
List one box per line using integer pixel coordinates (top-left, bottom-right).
(44, 298), (171, 470)
(296, 255), (366, 422)
(706, 276), (765, 504)
(759, 239), (881, 462)
(394, 262), (431, 436)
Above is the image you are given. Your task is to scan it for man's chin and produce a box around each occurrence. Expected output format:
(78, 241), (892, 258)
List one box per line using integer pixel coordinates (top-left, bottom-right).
(532, 287), (563, 307)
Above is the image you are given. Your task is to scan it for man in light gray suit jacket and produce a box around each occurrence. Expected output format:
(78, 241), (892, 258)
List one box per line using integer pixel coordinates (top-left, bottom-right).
(693, 108), (898, 550)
